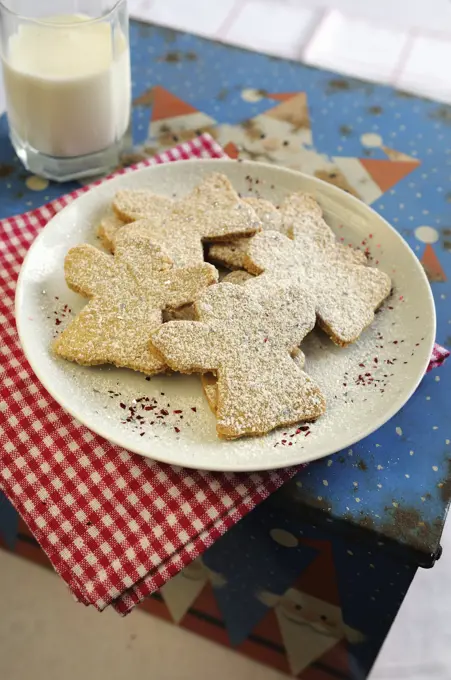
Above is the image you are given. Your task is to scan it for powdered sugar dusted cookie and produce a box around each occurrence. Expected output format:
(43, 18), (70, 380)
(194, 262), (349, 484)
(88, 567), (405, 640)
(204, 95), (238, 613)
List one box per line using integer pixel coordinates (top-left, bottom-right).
(113, 190), (174, 224)
(222, 270), (306, 368)
(245, 225), (391, 346)
(201, 268), (306, 414)
(208, 197), (283, 270)
(281, 193), (367, 267)
(150, 281), (325, 439)
(291, 346), (306, 370)
(201, 372), (219, 414)
(100, 193), (173, 255)
(210, 192), (366, 271)
(114, 174), (262, 268)
(208, 237), (251, 271)
(222, 270), (254, 285)
(201, 346), (306, 414)
(244, 197), (283, 229)
(201, 268), (253, 413)
(163, 305), (196, 322)
(97, 208), (127, 252)
(53, 232), (218, 374)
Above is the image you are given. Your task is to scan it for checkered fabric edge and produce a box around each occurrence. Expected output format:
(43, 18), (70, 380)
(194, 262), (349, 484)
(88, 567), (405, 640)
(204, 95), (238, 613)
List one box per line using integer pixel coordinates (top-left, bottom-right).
(0, 134), (300, 615)
(427, 343), (450, 372)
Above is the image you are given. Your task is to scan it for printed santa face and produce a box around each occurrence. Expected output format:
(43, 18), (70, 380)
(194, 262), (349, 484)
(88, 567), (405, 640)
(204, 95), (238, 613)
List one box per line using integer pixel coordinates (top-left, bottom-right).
(218, 116), (316, 168)
(258, 587), (364, 675)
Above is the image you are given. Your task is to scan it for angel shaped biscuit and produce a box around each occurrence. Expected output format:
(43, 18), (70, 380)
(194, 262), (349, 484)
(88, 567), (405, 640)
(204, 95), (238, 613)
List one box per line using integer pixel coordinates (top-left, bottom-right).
(201, 269), (305, 413)
(53, 232), (218, 374)
(201, 344), (307, 415)
(208, 197), (284, 270)
(244, 215), (391, 346)
(97, 208), (126, 251)
(280, 193), (367, 266)
(113, 190), (174, 224)
(112, 173), (262, 267)
(150, 281), (326, 439)
(209, 192), (366, 271)
(98, 194), (173, 252)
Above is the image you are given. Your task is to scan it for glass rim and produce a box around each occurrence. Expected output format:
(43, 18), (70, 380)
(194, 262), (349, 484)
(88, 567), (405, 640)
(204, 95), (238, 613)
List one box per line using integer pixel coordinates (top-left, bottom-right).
(0, 0), (126, 26)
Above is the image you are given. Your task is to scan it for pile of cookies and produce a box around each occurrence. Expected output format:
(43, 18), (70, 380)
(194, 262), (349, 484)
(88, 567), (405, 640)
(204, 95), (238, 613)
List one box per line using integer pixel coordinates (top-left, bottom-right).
(53, 173), (391, 440)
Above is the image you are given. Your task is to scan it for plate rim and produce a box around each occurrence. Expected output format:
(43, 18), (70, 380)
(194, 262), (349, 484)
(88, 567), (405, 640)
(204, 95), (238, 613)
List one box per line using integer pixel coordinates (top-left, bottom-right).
(15, 158), (436, 472)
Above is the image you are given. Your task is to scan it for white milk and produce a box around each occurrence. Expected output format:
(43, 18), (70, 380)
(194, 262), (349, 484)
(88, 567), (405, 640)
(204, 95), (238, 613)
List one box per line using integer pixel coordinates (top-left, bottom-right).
(2, 15), (131, 157)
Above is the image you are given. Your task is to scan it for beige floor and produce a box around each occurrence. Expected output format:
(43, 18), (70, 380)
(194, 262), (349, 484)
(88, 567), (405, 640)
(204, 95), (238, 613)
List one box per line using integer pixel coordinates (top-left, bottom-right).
(0, 550), (286, 680)
(2, 535), (451, 680)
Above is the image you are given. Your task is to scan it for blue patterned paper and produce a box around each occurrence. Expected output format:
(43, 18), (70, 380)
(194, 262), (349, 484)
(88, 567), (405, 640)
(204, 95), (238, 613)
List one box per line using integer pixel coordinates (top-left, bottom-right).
(0, 21), (449, 556)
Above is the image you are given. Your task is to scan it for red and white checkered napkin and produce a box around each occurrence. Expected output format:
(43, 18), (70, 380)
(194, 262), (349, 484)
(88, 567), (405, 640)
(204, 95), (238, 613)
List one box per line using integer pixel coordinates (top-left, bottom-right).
(427, 343), (449, 372)
(0, 134), (302, 615)
(0, 133), (448, 615)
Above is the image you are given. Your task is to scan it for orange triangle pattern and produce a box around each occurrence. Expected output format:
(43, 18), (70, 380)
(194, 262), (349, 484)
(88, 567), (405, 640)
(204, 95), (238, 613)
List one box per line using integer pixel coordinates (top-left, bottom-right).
(240, 609), (291, 674)
(317, 640), (351, 675)
(265, 93), (310, 129)
(187, 581), (223, 621)
(133, 88), (154, 107)
(139, 594), (173, 621)
(267, 92), (300, 101)
(292, 539), (341, 606)
(180, 582), (231, 647)
(251, 607), (286, 649)
(359, 158), (419, 193)
(421, 244), (447, 282)
(151, 86), (198, 122)
(299, 666), (339, 680)
(223, 141), (239, 159)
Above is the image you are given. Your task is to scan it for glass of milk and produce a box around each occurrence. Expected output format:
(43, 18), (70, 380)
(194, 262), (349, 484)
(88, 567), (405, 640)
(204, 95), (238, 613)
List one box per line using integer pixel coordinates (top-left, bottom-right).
(0, 0), (131, 181)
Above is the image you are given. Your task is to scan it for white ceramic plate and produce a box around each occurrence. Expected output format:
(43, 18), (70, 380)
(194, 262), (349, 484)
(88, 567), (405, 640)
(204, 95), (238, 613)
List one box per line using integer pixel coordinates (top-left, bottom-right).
(15, 159), (435, 472)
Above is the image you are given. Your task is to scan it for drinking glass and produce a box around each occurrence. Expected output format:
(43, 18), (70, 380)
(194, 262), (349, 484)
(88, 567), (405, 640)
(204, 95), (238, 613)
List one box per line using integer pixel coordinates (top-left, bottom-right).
(0, 0), (131, 181)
